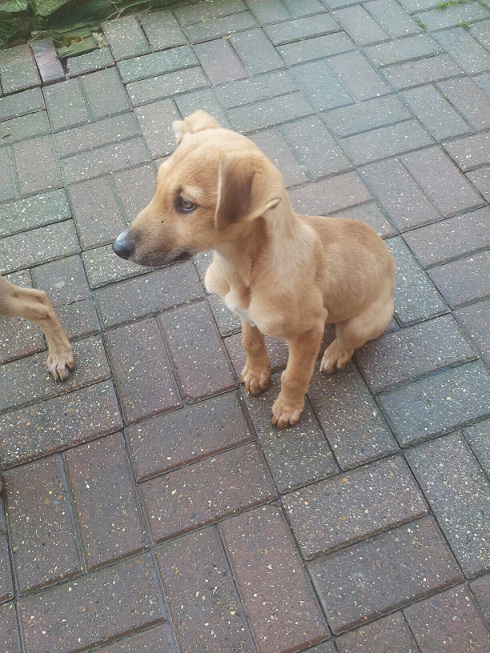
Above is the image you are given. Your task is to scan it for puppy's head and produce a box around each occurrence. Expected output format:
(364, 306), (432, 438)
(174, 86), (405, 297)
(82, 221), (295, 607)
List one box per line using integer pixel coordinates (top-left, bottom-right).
(112, 111), (283, 267)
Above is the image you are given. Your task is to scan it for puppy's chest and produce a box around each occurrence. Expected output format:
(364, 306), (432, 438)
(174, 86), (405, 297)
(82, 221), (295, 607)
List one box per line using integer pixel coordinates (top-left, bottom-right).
(224, 288), (256, 326)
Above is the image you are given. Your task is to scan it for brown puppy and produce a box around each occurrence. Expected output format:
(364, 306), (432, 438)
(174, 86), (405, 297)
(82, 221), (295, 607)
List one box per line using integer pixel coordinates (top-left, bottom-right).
(0, 275), (75, 381)
(113, 111), (395, 428)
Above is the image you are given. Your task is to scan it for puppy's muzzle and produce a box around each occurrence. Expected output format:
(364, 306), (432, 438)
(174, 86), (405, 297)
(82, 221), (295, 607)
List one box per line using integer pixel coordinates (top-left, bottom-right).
(112, 229), (134, 260)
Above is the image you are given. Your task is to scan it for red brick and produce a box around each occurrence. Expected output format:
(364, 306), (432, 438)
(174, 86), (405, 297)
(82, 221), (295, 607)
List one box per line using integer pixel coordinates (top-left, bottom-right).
(336, 612), (418, 653)
(106, 318), (181, 424)
(158, 301), (235, 401)
(156, 528), (255, 652)
(126, 392), (254, 480)
(18, 554), (165, 653)
(140, 443), (276, 542)
(30, 39), (65, 85)
(5, 455), (82, 593)
(309, 517), (463, 634)
(91, 624), (175, 652)
(404, 585), (490, 652)
(220, 504), (330, 653)
(65, 434), (149, 569)
(0, 602), (21, 653)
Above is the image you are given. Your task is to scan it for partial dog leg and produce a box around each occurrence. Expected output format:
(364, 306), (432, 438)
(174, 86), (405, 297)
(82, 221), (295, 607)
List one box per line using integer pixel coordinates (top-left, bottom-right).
(2, 282), (76, 381)
(272, 323), (324, 429)
(320, 297), (394, 374)
(241, 321), (271, 395)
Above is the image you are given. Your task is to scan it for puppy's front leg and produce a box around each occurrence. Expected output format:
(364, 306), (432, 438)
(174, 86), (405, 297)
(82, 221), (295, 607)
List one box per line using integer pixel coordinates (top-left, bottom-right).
(240, 321), (271, 396)
(272, 325), (323, 429)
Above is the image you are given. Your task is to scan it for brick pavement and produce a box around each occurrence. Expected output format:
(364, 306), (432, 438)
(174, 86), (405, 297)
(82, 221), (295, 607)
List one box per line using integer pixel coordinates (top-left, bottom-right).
(0, 0), (489, 650)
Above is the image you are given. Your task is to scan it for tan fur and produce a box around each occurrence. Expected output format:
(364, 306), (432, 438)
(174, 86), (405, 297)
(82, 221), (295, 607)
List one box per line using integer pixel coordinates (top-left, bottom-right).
(113, 110), (395, 428)
(0, 276), (75, 381)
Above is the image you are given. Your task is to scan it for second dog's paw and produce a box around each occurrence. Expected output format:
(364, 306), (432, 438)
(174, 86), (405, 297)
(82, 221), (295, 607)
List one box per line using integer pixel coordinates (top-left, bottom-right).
(46, 348), (76, 382)
(241, 365), (271, 396)
(271, 394), (304, 429)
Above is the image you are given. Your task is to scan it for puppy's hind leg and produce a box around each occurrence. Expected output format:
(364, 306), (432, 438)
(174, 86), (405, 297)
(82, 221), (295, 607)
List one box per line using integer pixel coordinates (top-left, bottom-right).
(240, 321), (271, 396)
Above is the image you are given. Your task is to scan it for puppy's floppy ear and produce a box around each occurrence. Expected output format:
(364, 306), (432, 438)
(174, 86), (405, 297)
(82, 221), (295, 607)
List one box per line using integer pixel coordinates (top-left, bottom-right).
(172, 110), (221, 144)
(215, 153), (282, 230)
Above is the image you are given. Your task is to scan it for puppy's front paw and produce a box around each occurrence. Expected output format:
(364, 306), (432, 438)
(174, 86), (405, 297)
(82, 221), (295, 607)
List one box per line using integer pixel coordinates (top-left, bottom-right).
(241, 364), (271, 396)
(46, 347), (76, 382)
(271, 393), (304, 429)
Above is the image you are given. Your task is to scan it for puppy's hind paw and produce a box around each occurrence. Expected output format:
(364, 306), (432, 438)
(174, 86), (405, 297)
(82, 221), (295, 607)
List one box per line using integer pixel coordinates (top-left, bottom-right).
(320, 341), (354, 375)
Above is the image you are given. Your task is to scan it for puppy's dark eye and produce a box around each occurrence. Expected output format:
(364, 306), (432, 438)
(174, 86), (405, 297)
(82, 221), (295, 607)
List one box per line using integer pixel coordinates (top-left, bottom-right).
(176, 196), (197, 213)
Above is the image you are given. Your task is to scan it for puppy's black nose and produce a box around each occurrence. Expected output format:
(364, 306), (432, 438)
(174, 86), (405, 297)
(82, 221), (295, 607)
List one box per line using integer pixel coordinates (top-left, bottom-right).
(113, 229), (134, 260)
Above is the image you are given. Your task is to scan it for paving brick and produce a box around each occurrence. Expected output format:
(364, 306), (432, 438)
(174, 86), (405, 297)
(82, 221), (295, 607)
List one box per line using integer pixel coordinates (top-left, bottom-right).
(472, 19), (490, 48)
(102, 15), (150, 61)
(194, 38), (247, 85)
(330, 201), (397, 238)
(249, 128), (309, 187)
(435, 26), (490, 75)
(336, 612), (419, 653)
(327, 51), (391, 102)
(356, 314), (475, 393)
(280, 116), (351, 179)
(464, 418), (490, 477)
(245, 0), (290, 23)
(155, 527), (255, 652)
(378, 360), (490, 446)
(68, 177), (127, 249)
(229, 91), (314, 132)
(184, 12), (257, 43)
(0, 221), (80, 275)
(285, 456), (427, 559)
(282, 0), (325, 16)
(229, 28), (285, 75)
(0, 603), (21, 653)
(341, 120), (432, 166)
(134, 99), (182, 158)
(360, 158), (440, 231)
(31, 39), (65, 85)
(54, 113), (140, 158)
(139, 9), (187, 50)
(468, 166), (490, 202)
(0, 531), (14, 602)
(117, 46), (198, 83)
(217, 69), (298, 109)
(404, 207), (490, 268)
(127, 67), (209, 106)
(265, 12), (338, 45)
(404, 585), (490, 652)
(174, 0), (247, 24)
(90, 624), (175, 653)
(242, 379), (338, 493)
(383, 54), (463, 90)
(279, 32), (355, 65)
(18, 554), (165, 653)
(471, 573), (490, 625)
(414, 2), (490, 31)
(66, 47), (115, 77)
(5, 455), (82, 593)
(13, 135), (62, 196)
(112, 162), (157, 218)
(95, 263), (203, 327)
(43, 78), (89, 131)
(456, 299), (490, 367)
(0, 188), (70, 237)
(0, 87), (44, 121)
(428, 250), (490, 308)
(106, 318), (181, 424)
(126, 392), (253, 481)
(366, 0), (422, 37)
(310, 517), (463, 634)
(289, 170), (371, 215)
(444, 132), (490, 173)
(158, 301), (235, 401)
(0, 147), (18, 202)
(307, 365), (398, 470)
(0, 44), (41, 94)
(221, 504), (330, 652)
(207, 293), (242, 335)
(82, 245), (147, 289)
(65, 433), (149, 569)
(140, 443), (276, 542)
(0, 111), (50, 144)
(437, 77), (490, 131)
(81, 67), (131, 120)
(401, 84), (471, 141)
(0, 380), (122, 467)
(333, 5), (388, 45)
(364, 33), (442, 67)
(407, 433), (490, 577)
(175, 88), (231, 128)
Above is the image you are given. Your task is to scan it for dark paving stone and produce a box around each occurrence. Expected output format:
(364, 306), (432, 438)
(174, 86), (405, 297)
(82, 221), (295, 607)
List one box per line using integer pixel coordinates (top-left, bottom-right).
(428, 250), (490, 309)
(0, 87), (44, 121)
(378, 360), (490, 446)
(324, 95), (410, 138)
(13, 135), (62, 197)
(81, 67), (132, 120)
(117, 46), (198, 83)
(184, 12), (257, 44)
(102, 15), (150, 61)
(327, 51), (391, 102)
(464, 419), (490, 477)
(65, 433), (149, 569)
(444, 131), (490, 173)
(54, 113), (140, 158)
(82, 245), (147, 289)
(156, 527), (255, 652)
(134, 99), (182, 158)
(367, 0), (422, 37)
(0, 147), (18, 203)
(18, 554), (165, 653)
(284, 456), (427, 559)
(307, 365), (398, 470)
(66, 48), (115, 77)
(194, 38), (247, 85)
(5, 455), (82, 594)
(91, 624), (175, 653)
(0, 381), (122, 467)
(175, 88), (231, 129)
(0, 111), (50, 144)
(250, 127), (309, 187)
(407, 433), (490, 577)
(128, 68), (209, 106)
(336, 612), (419, 653)
(279, 32), (355, 64)
(43, 78), (89, 131)
(309, 517), (463, 634)
(140, 443), (277, 542)
(404, 585), (490, 652)
(126, 392), (254, 481)
(0, 532), (14, 603)
(228, 92), (314, 132)
(471, 573), (490, 626)
(383, 54), (463, 90)
(437, 77), (490, 131)
(111, 162), (157, 219)
(265, 12), (338, 45)
(291, 60), (352, 111)
(330, 201), (397, 238)
(468, 166), (490, 202)
(106, 318), (181, 424)
(0, 603), (21, 653)
(245, 0), (290, 23)
(0, 189), (70, 237)
(289, 170), (371, 215)
(139, 9), (187, 50)
(434, 26), (490, 75)
(217, 70), (297, 109)
(333, 5), (389, 45)
(414, 2), (489, 30)
(220, 504), (330, 653)
(364, 32), (442, 66)
(0, 44), (41, 94)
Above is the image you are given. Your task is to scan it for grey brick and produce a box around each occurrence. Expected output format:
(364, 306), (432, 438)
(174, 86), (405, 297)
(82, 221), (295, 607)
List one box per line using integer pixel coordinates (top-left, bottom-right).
(102, 15), (149, 61)
(217, 70), (298, 109)
(403, 207), (490, 267)
(356, 314), (475, 393)
(82, 245), (147, 289)
(134, 99), (181, 158)
(81, 67), (132, 119)
(117, 46), (198, 83)
(54, 113), (140, 158)
(414, 2), (489, 30)
(407, 433), (490, 577)
(437, 77), (490, 131)
(106, 162), (157, 223)
(330, 201), (397, 238)
(245, 0), (290, 23)
(184, 12), (257, 44)
(0, 111), (50, 144)
(471, 573), (490, 627)
(229, 28), (284, 75)
(336, 613), (419, 653)
(428, 250), (490, 308)
(366, 0), (422, 37)
(385, 237), (449, 325)
(378, 360), (490, 445)
(383, 54), (463, 90)
(456, 299), (490, 367)
(249, 128), (309, 187)
(468, 166), (490, 202)
(279, 32), (355, 64)
(364, 33), (442, 67)
(0, 87), (44, 121)
(265, 12), (339, 45)
(228, 92), (314, 132)
(139, 9), (187, 50)
(0, 44), (40, 94)
(0, 604), (19, 653)
(175, 0), (247, 24)
(292, 59), (352, 111)
(308, 365), (398, 470)
(0, 189), (70, 237)
(289, 170), (371, 215)
(194, 38), (246, 85)
(309, 517), (462, 634)
(175, 88), (231, 128)
(435, 26), (490, 75)
(333, 5), (388, 45)
(464, 419), (490, 478)
(43, 78), (89, 131)
(0, 147), (18, 202)
(444, 131), (490, 173)
(66, 47), (115, 77)
(282, 0), (326, 16)
(284, 456), (427, 559)
(327, 51), (390, 101)
(13, 135), (62, 196)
